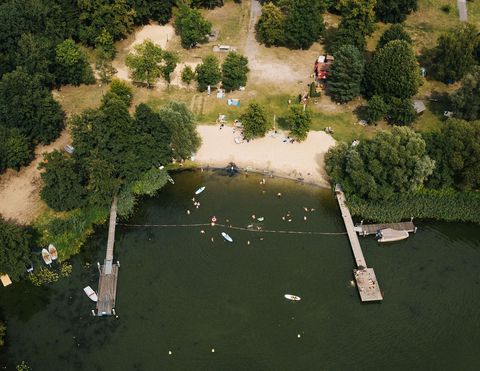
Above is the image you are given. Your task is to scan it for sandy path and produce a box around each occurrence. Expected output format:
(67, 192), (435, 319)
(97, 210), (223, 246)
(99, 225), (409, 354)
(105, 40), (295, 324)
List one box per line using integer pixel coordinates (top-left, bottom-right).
(0, 130), (71, 224)
(195, 125), (335, 187)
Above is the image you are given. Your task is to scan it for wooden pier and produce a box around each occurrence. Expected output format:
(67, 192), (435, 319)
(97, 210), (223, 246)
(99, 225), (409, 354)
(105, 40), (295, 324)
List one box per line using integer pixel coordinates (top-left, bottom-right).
(356, 221), (416, 236)
(96, 196), (120, 316)
(335, 185), (383, 302)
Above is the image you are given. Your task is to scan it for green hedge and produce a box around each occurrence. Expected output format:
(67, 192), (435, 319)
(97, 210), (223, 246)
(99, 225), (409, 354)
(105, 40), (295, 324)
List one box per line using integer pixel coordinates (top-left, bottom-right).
(347, 188), (480, 224)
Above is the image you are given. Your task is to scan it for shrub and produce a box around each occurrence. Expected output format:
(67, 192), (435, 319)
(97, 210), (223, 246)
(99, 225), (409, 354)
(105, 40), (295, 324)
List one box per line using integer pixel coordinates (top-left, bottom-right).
(366, 95), (388, 123)
(181, 65), (196, 85)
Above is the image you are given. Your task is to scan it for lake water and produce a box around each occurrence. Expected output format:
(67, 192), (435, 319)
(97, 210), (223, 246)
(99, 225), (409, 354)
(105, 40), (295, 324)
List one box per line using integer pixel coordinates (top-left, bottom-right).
(1, 171), (480, 370)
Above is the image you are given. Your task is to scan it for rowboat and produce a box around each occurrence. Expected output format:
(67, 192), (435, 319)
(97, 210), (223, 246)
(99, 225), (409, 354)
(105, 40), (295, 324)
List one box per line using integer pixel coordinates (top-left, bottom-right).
(221, 232), (233, 242)
(195, 186), (206, 195)
(83, 286), (98, 302)
(376, 228), (409, 243)
(48, 244), (58, 260)
(42, 249), (52, 265)
(284, 294), (301, 301)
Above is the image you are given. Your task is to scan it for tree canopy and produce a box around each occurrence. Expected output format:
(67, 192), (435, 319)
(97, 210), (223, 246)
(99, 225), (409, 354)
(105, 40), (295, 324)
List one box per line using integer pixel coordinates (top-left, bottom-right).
(241, 102), (269, 140)
(377, 23), (411, 50)
(0, 128), (33, 172)
(0, 217), (31, 281)
(325, 126), (434, 200)
(174, 1), (212, 49)
(55, 39), (95, 86)
(255, 2), (285, 47)
(328, 45), (364, 103)
(375, 0), (417, 23)
(451, 67), (480, 121)
(195, 54), (221, 91)
(285, 105), (311, 141)
(221, 52), (249, 92)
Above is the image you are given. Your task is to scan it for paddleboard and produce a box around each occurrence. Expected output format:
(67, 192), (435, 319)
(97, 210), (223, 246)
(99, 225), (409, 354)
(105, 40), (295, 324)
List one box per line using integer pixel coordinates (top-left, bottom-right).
(195, 186), (206, 195)
(42, 248), (52, 265)
(284, 294), (301, 301)
(221, 232), (233, 242)
(48, 244), (58, 260)
(84, 286), (98, 302)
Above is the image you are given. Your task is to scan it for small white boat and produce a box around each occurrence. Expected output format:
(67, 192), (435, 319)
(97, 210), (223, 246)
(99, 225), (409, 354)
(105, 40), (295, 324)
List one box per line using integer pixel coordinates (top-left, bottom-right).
(195, 186), (206, 195)
(42, 249), (52, 265)
(221, 232), (233, 242)
(377, 228), (409, 243)
(257, 217), (264, 222)
(84, 286), (98, 302)
(48, 244), (58, 260)
(167, 175), (175, 184)
(284, 294), (301, 301)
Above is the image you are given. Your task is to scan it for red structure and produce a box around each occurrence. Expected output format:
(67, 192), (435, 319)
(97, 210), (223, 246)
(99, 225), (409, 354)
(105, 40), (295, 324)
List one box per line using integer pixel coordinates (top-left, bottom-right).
(314, 55), (334, 87)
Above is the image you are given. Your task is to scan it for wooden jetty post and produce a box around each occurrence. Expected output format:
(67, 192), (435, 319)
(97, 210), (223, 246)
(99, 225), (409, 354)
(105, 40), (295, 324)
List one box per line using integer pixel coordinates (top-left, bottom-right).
(335, 185), (383, 302)
(96, 196), (120, 316)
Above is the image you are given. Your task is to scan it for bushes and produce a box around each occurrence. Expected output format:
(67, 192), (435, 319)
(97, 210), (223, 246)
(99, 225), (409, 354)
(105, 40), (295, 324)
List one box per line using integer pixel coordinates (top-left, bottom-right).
(181, 65), (196, 85)
(366, 95), (388, 123)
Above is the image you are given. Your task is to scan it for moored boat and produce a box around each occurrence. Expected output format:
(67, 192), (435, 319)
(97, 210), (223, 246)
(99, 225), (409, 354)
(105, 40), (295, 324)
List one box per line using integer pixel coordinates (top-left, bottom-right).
(48, 244), (58, 260)
(84, 286), (98, 302)
(195, 186), (206, 195)
(42, 249), (52, 265)
(221, 232), (233, 242)
(284, 294), (301, 301)
(377, 228), (409, 243)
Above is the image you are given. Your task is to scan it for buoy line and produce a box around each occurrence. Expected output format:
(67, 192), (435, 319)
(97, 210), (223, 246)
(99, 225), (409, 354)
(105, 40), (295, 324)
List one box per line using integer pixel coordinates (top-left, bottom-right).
(118, 223), (346, 236)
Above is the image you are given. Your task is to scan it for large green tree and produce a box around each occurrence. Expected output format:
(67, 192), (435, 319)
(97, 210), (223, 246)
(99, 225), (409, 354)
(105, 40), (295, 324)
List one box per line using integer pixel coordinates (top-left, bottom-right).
(285, 105), (311, 141)
(0, 68), (65, 143)
(366, 95), (388, 123)
(161, 51), (180, 84)
(430, 23), (479, 83)
(125, 39), (164, 87)
(39, 150), (86, 211)
(174, 1), (212, 49)
(375, 0), (417, 23)
(221, 52), (249, 92)
(282, 0), (325, 50)
(241, 102), (269, 140)
(425, 119), (480, 190)
(55, 39), (95, 86)
(195, 54), (221, 91)
(325, 126), (434, 200)
(377, 23), (411, 50)
(0, 217), (31, 281)
(332, 0), (376, 52)
(367, 40), (420, 99)
(451, 67), (480, 121)
(328, 45), (364, 103)
(386, 97), (416, 125)
(0, 128), (33, 172)
(255, 2), (285, 47)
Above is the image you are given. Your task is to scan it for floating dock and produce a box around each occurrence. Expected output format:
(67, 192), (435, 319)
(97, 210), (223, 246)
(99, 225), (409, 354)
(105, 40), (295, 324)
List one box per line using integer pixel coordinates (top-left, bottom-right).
(96, 196), (120, 316)
(356, 221), (416, 236)
(335, 185), (383, 302)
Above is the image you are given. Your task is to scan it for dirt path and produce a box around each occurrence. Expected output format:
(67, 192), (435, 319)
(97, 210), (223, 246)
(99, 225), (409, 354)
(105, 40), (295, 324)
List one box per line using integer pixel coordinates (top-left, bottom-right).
(0, 130), (71, 225)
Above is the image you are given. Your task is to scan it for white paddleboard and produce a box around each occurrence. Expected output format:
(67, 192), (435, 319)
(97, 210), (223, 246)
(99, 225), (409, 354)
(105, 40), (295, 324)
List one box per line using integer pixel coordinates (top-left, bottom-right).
(284, 294), (301, 301)
(195, 186), (206, 195)
(221, 232), (233, 242)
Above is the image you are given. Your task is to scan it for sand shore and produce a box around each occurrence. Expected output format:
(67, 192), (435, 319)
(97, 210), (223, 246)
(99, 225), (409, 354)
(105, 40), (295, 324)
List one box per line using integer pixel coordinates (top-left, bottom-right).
(195, 125), (336, 187)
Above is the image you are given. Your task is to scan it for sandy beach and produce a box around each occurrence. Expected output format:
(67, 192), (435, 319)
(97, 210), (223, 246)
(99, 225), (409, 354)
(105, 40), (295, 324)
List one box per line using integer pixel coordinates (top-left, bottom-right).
(195, 125), (336, 187)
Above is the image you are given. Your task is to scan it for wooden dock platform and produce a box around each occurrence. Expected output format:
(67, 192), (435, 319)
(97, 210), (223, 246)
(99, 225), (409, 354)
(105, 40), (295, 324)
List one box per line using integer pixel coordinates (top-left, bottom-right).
(335, 185), (383, 302)
(356, 221), (416, 236)
(95, 196), (120, 316)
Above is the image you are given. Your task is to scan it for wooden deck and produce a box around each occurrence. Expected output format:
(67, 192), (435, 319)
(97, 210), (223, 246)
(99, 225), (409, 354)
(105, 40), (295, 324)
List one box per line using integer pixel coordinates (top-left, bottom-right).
(96, 262), (119, 316)
(356, 221), (416, 236)
(335, 185), (383, 302)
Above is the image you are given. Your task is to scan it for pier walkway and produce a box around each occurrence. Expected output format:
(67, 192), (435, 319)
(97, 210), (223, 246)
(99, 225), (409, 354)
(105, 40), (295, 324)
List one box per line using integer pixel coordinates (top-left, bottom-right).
(96, 196), (120, 316)
(335, 185), (383, 302)
(356, 221), (416, 236)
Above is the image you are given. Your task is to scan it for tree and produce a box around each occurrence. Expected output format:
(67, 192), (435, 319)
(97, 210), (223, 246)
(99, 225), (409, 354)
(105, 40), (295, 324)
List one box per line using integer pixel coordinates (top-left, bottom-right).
(95, 28), (116, 60)
(366, 95), (388, 123)
(282, 0), (325, 49)
(181, 65), (196, 85)
(125, 39), (163, 87)
(159, 101), (201, 159)
(377, 23), (411, 50)
(451, 67), (480, 121)
(286, 105), (311, 141)
(386, 97), (416, 125)
(367, 40), (420, 99)
(55, 39), (95, 86)
(241, 102), (269, 139)
(325, 126), (434, 200)
(39, 150), (86, 211)
(0, 128), (33, 172)
(328, 45), (364, 103)
(332, 0), (376, 52)
(221, 52), (249, 92)
(195, 55), (221, 91)
(108, 79), (133, 107)
(192, 0), (224, 8)
(425, 119), (480, 190)
(430, 23), (479, 83)
(255, 2), (285, 47)
(161, 51), (179, 84)
(174, 1), (212, 49)
(375, 0), (417, 23)
(0, 68), (65, 143)
(0, 217), (31, 281)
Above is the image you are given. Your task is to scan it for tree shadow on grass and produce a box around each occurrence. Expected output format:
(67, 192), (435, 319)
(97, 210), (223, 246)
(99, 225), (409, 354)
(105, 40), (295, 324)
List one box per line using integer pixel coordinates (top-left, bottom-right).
(425, 90), (452, 119)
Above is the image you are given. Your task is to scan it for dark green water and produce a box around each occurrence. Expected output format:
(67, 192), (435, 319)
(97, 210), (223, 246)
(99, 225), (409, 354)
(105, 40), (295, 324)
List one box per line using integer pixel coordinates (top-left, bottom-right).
(1, 171), (480, 371)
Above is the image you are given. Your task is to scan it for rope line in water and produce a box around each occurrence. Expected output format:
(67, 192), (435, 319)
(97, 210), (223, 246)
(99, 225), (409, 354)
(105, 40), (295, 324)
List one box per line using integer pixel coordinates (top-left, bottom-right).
(118, 223), (346, 236)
